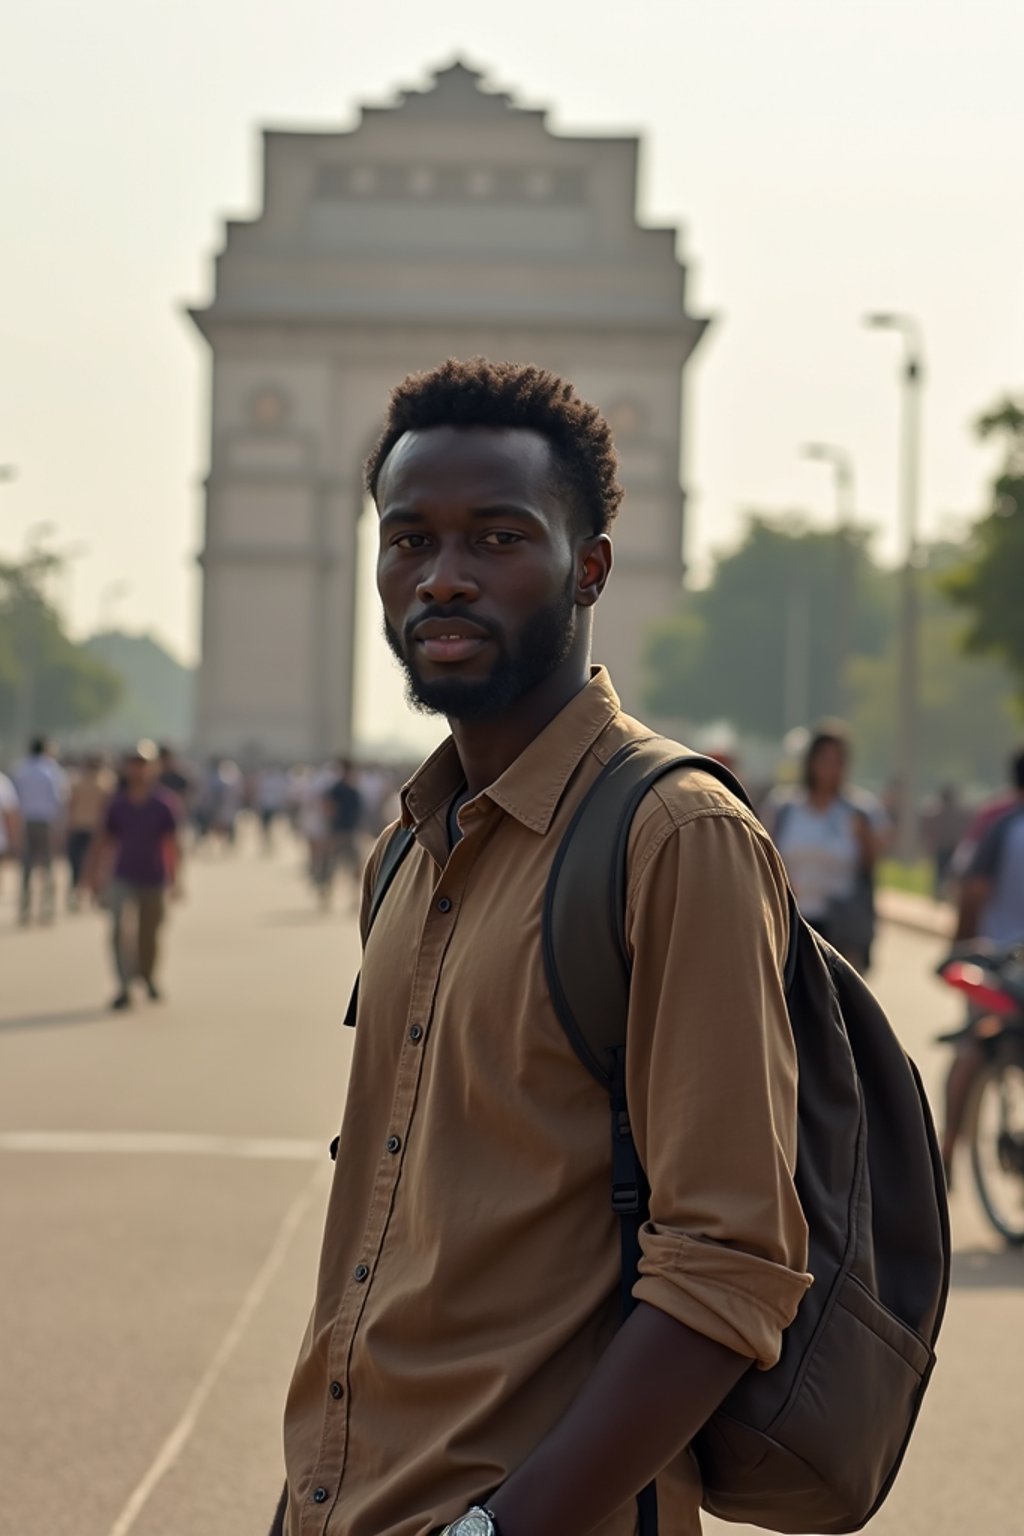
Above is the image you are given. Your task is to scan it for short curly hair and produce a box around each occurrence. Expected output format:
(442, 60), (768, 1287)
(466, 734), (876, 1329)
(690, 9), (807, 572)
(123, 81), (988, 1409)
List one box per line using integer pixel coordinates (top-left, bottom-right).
(364, 358), (624, 535)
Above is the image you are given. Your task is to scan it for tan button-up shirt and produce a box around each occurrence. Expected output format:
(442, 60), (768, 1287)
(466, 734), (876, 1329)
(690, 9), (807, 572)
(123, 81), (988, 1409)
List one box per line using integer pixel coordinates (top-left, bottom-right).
(283, 670), (811, 1536)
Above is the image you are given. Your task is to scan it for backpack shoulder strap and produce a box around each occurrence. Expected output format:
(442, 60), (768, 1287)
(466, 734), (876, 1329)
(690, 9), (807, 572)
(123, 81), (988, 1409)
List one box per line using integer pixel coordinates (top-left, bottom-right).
(366, 824), (416, 935)
(341, 824), (415, 1033)
(543, 738), (759, 1089)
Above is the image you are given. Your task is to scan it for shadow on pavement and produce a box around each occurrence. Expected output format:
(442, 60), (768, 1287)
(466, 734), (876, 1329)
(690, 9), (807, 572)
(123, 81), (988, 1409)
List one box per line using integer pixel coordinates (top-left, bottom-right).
(950, 1244), (1024, 1289)
(0, 1007), (111, 1034)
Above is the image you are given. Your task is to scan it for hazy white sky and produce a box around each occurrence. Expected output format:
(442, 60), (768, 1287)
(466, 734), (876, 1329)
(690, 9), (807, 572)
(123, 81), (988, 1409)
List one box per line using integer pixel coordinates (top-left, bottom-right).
(3, 1), (1022, 716)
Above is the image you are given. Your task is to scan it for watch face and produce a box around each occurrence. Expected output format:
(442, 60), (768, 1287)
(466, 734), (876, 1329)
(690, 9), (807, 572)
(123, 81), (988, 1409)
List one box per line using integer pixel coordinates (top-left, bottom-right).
(450, 1513), (492, 1536)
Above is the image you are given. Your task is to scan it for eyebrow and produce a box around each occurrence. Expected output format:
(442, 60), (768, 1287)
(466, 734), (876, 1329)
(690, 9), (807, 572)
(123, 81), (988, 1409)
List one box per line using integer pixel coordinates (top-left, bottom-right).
(379, 503), (547, 532)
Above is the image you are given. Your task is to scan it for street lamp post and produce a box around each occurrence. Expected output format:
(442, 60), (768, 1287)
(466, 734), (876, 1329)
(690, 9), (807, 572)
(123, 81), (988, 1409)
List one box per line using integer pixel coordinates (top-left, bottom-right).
(864, 312), (925, 864)
(800, 442), (857, 717)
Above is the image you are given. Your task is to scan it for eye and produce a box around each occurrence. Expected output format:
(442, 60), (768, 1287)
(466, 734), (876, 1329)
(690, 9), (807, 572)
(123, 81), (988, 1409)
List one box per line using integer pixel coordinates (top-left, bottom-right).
(479, 530), (524, 546)
(393, 533), (431, 550)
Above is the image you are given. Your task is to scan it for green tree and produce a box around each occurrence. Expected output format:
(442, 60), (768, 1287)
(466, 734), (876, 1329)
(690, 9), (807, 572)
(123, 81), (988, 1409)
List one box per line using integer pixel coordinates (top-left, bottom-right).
(643, 521), (1020, 792)
(945, 397), (1024, 703)
(643, 515), (892, 738)
(0, 561), (122, 746)
(848, 548), (1020, 790)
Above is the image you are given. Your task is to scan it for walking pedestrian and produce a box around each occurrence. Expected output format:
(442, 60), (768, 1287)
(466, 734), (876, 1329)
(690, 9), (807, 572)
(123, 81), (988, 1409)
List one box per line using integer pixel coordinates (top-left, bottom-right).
(298, 762), (336, 902)
(921, 784), (968, 899)
(11, 736), (68, 925)
(65, 753), (115, 910)
(270, 360), (811, 1536)
(766, 725), (886, 972)
(0, 766), (22, 908)
(256, 764), (291, 853)
(87, 741), (182, 1010)
(157, 744), (194, 811)
(320, 759), (365, 909)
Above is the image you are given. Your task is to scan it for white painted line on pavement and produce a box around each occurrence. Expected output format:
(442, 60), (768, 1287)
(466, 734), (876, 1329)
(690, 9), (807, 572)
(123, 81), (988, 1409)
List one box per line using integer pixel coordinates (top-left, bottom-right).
(106, 1162), (326, 1536)
(0, 1129), (323, 1160)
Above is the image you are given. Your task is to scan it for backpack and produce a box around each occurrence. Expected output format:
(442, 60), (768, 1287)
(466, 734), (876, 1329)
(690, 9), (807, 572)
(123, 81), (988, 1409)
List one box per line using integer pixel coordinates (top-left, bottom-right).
(356, 737), (951, 1535)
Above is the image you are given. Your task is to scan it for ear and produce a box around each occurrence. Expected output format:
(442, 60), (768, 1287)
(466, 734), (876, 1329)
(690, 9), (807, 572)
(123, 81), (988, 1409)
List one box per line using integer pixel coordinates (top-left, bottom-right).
(575, 535), (613, 608)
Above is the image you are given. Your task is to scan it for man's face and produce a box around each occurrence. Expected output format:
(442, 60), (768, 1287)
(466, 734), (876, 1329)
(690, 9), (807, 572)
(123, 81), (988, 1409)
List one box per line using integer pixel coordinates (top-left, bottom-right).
(124, 757), (155, 791)
(376, 426), (592, 722)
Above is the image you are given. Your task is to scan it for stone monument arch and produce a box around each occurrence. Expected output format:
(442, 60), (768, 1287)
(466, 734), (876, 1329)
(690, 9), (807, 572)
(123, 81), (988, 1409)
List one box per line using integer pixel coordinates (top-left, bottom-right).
(188, 62), (708, 759)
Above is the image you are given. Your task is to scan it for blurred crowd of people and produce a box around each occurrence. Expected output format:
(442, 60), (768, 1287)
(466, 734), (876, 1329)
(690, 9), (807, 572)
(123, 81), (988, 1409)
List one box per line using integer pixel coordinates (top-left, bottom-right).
(4, 723), (1020, 1023)
(0, 735), (404, 1002)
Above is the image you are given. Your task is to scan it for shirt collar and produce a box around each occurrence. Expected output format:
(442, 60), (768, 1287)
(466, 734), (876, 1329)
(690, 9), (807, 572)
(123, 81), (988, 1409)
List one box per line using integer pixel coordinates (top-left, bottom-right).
(400, 667), (621, 837)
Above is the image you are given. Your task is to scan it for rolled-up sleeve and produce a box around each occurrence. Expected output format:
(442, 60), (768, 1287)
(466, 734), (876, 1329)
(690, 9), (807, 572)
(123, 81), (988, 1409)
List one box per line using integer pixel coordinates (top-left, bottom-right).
(624, 804), (812, 1369)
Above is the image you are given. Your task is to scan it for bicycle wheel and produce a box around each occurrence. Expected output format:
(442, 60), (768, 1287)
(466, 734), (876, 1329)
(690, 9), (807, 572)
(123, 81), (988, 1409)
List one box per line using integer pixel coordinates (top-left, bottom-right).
(970, 1055), (1024, 1245)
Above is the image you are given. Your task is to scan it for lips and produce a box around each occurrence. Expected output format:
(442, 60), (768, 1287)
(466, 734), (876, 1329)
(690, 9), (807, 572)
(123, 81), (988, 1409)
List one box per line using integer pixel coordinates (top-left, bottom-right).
(412, 617), (492, 666)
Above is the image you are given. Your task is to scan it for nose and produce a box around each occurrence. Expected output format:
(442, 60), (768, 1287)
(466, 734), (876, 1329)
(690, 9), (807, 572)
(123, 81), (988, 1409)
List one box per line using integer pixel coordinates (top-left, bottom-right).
(415, 546), (480, 607)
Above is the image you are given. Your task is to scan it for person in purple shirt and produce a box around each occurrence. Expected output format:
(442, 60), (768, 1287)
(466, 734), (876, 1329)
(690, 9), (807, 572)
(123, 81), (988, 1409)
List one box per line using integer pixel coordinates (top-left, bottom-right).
(88, 740), (183, 1010)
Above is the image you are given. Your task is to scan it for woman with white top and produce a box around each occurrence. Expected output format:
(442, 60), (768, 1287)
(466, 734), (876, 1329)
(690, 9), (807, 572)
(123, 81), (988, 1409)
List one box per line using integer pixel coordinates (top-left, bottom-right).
(769, 726), (886, 973)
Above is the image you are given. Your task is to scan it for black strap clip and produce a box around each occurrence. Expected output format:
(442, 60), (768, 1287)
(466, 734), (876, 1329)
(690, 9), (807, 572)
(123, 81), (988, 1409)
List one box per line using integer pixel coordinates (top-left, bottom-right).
(612, 1181), (641, 1216)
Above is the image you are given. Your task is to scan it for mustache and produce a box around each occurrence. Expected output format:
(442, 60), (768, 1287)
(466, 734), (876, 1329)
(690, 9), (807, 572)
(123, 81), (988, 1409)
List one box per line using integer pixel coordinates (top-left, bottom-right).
(402, 606), (504, 647)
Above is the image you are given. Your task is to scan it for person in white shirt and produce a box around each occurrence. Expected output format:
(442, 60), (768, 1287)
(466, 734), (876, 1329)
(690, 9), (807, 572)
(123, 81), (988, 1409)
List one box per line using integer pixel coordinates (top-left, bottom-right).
(0, 770), (22, 907)
(256, 765), (290, 854)
(11, 736), (69, 924)
(766, 725), (887, 973)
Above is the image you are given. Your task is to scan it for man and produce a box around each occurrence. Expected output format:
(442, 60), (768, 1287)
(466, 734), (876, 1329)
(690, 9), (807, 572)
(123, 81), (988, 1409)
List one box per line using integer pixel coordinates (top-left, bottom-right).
(12, 736), (68, 925)
(275, 360), (810, 1536)
(157, 743), (193, 809)
(942, 745), (1024, 1181)
(321, 760), (365, 909)
(88, 741), (182, 1010)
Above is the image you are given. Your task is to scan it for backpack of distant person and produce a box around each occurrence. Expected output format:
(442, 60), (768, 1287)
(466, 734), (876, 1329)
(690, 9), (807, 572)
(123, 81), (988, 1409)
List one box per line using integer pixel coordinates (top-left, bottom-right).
(357, 737), (951, 1536)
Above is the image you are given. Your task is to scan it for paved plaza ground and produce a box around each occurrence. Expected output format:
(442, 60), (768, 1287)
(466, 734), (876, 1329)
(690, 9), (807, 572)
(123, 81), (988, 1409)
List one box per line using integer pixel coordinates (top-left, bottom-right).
(1, 828), (1021, 1536)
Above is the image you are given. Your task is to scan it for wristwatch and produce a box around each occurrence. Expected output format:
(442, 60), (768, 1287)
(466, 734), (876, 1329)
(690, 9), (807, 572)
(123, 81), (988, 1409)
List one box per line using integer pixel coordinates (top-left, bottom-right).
(439, 1506), (498, 1536)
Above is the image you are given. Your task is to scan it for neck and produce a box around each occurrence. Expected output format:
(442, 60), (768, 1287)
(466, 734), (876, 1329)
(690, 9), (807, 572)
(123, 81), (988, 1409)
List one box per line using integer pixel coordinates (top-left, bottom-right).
(449, 656), (591, 798)
(808, 786), (838, 808)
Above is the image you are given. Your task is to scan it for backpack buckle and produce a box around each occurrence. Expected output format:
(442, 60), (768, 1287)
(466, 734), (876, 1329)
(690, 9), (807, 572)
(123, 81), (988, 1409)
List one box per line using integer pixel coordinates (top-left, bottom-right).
(612, 1181), (640, 1215)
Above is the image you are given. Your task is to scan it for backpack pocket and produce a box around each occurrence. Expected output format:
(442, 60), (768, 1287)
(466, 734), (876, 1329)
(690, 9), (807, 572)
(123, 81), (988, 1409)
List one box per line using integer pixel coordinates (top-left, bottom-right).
(701, 1273), (934, 1533)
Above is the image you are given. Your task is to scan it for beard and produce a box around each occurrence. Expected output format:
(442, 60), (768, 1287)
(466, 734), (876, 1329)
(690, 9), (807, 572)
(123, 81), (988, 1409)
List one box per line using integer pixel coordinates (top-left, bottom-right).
(384, 580), (578, 723)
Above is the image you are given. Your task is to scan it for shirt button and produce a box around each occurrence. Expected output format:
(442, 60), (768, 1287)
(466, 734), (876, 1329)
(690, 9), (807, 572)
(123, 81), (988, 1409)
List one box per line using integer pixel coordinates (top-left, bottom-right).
(312, 1488), (328, 1504)
(437, 896), (452, 913)
(386, 1135), (401, 1154)
(330, 1381), (343, 1400)
(353, 1263), (369, 1283)
(409, 1024), (423, 1043)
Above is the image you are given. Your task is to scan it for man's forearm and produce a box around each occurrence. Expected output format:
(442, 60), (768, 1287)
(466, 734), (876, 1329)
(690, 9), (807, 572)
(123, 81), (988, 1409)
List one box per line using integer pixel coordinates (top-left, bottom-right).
(487, 1301), (750, 1536)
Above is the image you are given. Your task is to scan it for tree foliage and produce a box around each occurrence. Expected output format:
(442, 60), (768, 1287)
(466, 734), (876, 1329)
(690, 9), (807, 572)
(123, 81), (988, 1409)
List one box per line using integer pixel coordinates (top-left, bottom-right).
(945, 398), (1024, 702)
(642, 518), (1020, 791)
(643, 515), (892, 737)
(0, 561), (122, 746)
